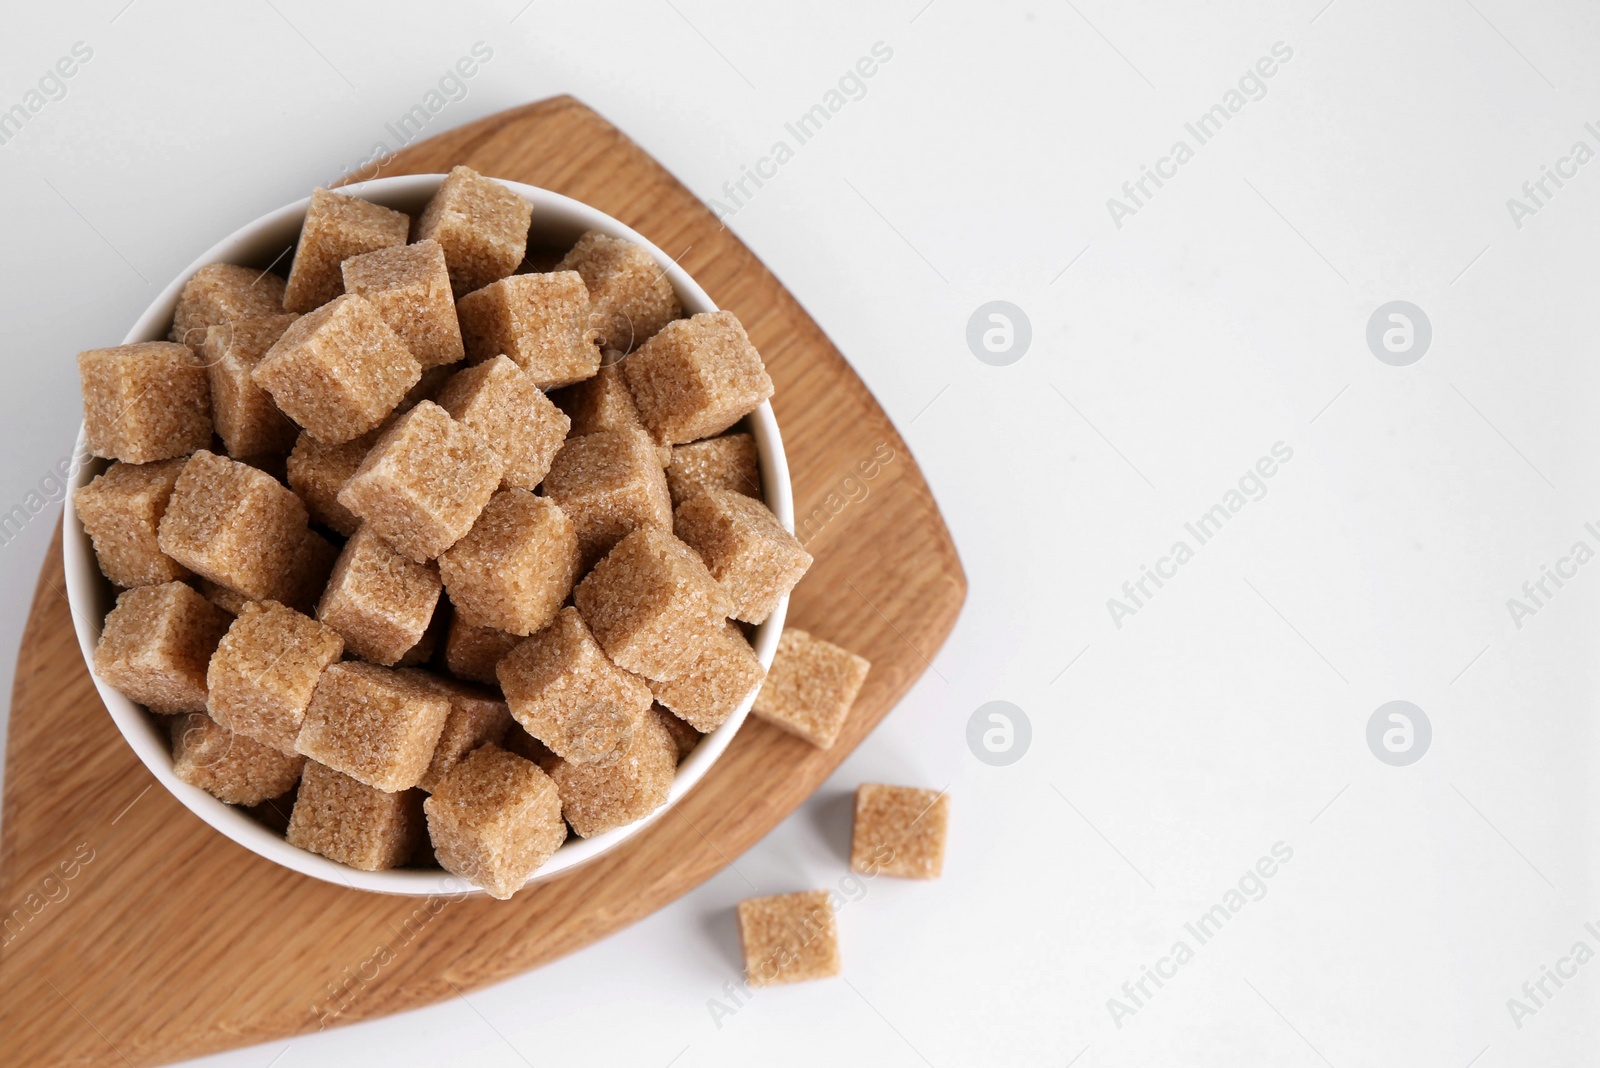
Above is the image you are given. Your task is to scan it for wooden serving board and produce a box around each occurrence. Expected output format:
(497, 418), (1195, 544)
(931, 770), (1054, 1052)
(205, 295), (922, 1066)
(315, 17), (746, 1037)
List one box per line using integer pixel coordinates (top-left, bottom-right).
(0, 97), (965, 1067)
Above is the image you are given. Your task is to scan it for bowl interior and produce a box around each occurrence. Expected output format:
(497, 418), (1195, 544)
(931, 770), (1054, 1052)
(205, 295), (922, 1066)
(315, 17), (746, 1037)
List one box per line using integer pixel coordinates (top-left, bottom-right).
(62, 174), (792, 896)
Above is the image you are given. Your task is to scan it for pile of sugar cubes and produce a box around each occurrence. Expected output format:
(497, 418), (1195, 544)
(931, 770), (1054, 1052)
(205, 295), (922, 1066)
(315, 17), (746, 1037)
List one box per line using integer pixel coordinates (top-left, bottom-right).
(73, 166), (866, 899)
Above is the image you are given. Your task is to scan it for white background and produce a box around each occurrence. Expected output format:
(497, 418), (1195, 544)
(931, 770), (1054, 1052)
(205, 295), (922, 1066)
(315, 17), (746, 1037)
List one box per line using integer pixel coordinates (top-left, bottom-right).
(2, 1), (1597, 1065)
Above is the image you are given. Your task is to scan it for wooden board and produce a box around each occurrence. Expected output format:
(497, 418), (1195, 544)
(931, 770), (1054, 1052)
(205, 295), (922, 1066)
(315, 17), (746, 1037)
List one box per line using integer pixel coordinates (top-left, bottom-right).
(0, 97), (965, 1067)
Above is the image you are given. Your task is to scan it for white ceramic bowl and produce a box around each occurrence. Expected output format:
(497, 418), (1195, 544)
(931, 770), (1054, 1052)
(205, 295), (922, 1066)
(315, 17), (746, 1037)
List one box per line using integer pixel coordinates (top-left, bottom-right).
(62, 174), (792, 896)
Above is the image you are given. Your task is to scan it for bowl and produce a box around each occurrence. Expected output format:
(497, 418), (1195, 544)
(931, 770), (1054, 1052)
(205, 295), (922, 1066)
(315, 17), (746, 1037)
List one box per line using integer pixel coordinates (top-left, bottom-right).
(61, 174), (792, 896)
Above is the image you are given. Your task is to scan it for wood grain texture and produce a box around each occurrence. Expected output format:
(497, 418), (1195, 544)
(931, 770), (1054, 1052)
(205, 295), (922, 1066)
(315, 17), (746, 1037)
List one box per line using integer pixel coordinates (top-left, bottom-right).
(0, 96), (964, 1067)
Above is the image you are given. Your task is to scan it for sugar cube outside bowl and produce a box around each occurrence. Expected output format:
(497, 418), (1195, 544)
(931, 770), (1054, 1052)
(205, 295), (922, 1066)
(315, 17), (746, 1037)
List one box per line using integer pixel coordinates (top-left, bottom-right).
(60, 174), (794, 897)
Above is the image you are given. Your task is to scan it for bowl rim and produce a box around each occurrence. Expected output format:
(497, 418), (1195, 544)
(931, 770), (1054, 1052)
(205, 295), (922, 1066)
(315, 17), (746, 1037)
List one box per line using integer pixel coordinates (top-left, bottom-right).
(61, 173), (792, 897)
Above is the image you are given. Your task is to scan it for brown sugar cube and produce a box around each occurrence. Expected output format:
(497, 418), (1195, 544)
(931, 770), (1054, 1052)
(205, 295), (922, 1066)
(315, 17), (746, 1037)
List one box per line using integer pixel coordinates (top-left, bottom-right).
(457, 272), (601, 390)
(574, 525), (730, 680)
(546, 709), (675, 837)
(202, 529), (334, 617)
(316, 526), (442, 665)
(555, 360), (648, 438)
(752, 629), (870, 749)
(198, 525), (335, 618)
(402, 673), (513, 793)
(287, 760), (424, 871)
(203, 314), (300, 455)
(206, 601), (345, 754)
(434, 355), (570, 490)
(497, 607), (651, 765)
(443, 615), (521, 685)
(156, 450), (310, 601)
(414, 166), (533, 298)
(170, 263), (288, 349)
(286, 427), (379, 536)
(337, 401), (503, 562)
(675, 489), (811, 625)
(423, 744), (565, 899)
(556, 230), (681, 352)
(282, 188), (410, 313)
(156, 457), (307, 589)
(851, 783), (948, 880)
(555, 358), (671, 467)
(667, 433), (761, 508)
(296, 661), (450, 791)
(201, 314), (300, 457)
(170, 712), (306, 805)
(73, 458), (190, 587)
(542, 429), (672, 565)
(652, 705), (701, 763)
(252, 294), (421, 445)
(93, 582), (231, 714)
(341, 239), (465, 369)
(623, 312), (773, 445)
(78, 342), (212, 463)
(737, 890), (841, 987)
(556, 358), (637, 436)
(438, 490), (579, 636)
(648, 621), (765, 733)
